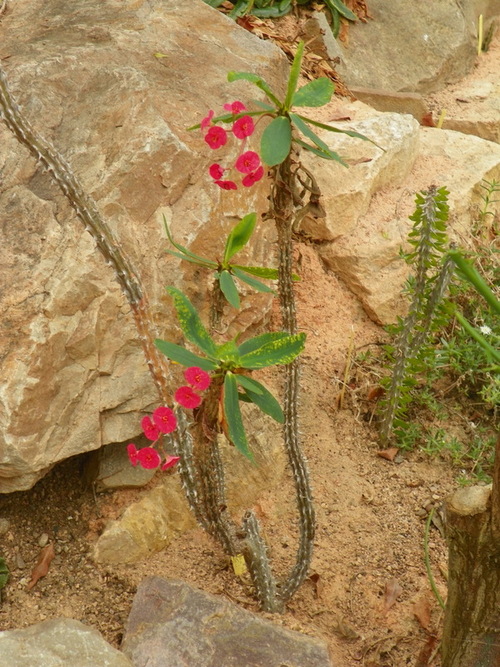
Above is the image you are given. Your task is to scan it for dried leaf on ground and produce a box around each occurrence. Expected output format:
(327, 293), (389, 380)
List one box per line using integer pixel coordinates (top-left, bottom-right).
(413, 594), (433, 631)
(383, 578), (403, 613)
(27, 543), (55, 590)
(332, 616), (360, 640)
(415, 634), (438, 667)
(377, 447), (399, 462)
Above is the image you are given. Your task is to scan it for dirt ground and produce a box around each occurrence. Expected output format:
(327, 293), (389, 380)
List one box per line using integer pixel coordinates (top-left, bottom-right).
(0, 8), (498, 667)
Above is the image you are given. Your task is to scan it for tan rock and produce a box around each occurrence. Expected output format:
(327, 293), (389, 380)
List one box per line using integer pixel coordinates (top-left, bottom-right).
(319, 126), (500, 324)
(299, 111), (419, 241)
(0, 0), (288, 491)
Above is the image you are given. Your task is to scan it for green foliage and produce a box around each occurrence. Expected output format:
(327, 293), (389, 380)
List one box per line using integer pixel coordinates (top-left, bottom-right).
(164, 213), (281, 308)
(203, 0), (357, 31)
(155, 289), (305, 459)
(379, 186), (455, 445)
(226, 42), (376, 167)
(0, 557), (9, 590)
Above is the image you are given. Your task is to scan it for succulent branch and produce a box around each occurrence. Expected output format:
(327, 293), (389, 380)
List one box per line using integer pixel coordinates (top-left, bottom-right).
(380, 186), (455, 445)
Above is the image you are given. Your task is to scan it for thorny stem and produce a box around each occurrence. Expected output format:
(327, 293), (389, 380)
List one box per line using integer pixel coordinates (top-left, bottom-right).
(268, 154), (316, 606)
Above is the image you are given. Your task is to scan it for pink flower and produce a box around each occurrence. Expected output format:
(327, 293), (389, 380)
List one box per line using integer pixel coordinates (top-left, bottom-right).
(204, 126), (228, 149)
(175, 386), (202, 409)
(209, 163), (225, 180)
(185, 367), (212, 391)
(127, 443), (140, 467)
(152, 406), (177, 434)
(137, 447), (161, 470)
(161, 455), (181, 471)
(223, 101), (247, 114)
(215, 179), (237, 191)
(242, 166), (265, 187)
(141, 415), (161, 441)
(232, 116), (255, 139)
(235, 151), (261, 174)
(201, 110), (214, 130)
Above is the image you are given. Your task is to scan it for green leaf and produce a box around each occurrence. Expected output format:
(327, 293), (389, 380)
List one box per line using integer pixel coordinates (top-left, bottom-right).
(216, 339), (242, 364)
(284, 41), (304, 111)
(232, 267), (274, 293)
(293, 138), (348, 166)
(166, 287), (217, 356)
(290, 112), (346, 163)
(163, 215), (217, 266)
(223, 213), (257, 263)
(227, 71), (281, 108)
(239, 332), (306, 368)
(0, 557), (9, 589)
(165, 249), (218, 268)
(233, 265), (300, 281)
(234, 374), (263, 394)
(154, 339), (218, 370)
(292, 78), (335, 108)
(324, 0), (358, 21)
(297, 114), (382, 149)
(224, 373), (254, 460)
(240, 379), (284, 423)
(261, 116), (292, 167)
(238, 331), (291, 356)
(250, 99), (276, 111)
(219, 270), (240, 309)
(448, 251), (500, 315)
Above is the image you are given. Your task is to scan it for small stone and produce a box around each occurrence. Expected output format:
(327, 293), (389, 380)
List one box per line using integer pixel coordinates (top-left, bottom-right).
(38, 533), (49, 548)
(0, 518), (10, 536)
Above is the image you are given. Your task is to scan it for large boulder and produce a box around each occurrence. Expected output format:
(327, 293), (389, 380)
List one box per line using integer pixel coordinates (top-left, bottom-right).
(335, 0), (488, 94)
(0, 0), (288, 491)
(122, 577), (335, 667)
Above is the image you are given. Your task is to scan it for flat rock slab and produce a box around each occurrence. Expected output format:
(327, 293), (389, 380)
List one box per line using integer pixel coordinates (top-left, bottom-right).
(0, 618), (132, 667)
(122, 577), (334, 667)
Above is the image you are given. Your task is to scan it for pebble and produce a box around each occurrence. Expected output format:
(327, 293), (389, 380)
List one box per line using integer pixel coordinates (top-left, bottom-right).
(0, 518), (10, 536)
(38, 533), (50, 548)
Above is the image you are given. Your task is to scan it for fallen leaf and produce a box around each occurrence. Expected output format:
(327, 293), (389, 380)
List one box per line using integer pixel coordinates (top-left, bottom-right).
(377, 447), (399, 462)
(367, 385), (385, 401)
(331, 617), (360, 640)
(230, 554), (247, 577)
(308, 572), (325, 599)
(414, 594), (433, 630)
(383, 578), (403, 613)
(27, 543), (55, 590)
(421, 112), (435, 127)
(415, 634), (438, 666)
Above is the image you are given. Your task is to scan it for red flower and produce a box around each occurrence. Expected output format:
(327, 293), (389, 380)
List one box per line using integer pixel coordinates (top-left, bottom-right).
(175, 386), (202, 409)
(161, 455), (181, 471)
(137, 447), (161, 470)
(201, 110), (214, 130)
(235, 151), (261, 174)
(152, 406), (177, 434)
(204, 126), (228, 149)
(209, 163), (225, 180)
(184, 366), (211, 391)
(214, 179), (237, 191)
(141, 415), (161, 441)
(223, 101), (246, 114)
(127, 443), (140, 467)
(242, 166), (265, 187)
(232, 116), (255, 139)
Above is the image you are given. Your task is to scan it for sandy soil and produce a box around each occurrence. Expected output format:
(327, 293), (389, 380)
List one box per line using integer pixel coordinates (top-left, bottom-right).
(0, 9), (498, 667)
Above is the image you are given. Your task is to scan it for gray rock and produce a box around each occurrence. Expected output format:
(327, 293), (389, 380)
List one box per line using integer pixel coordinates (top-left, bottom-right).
(335, 0), (477, 94)
(122, 577), (334, 667)
(87, 436), (156, 492)
(0, 618), (133, 667)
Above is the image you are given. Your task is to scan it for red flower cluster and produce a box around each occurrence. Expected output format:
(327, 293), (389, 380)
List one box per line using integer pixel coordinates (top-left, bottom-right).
(200, 101), (265, 191)
(127, 367), (212, 471)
